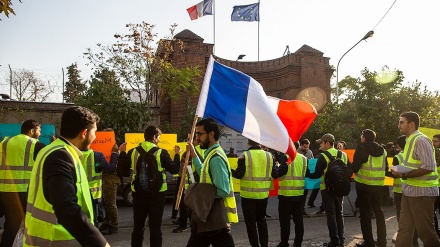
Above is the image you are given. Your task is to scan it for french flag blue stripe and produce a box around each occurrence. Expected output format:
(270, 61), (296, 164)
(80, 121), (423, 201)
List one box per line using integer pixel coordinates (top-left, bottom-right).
(204, 60), (249, 133)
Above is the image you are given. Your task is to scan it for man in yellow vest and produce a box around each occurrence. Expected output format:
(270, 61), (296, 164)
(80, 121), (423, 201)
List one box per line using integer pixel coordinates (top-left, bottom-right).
(306, 133), (349, 247)
(186, 118), (238, 247)
(0, 120), (45, 246)
(272, 141), (307, 247)
(231, 139), (274, 247)
(392, 112), (440, 246)
(81, 145), (119, 228)
(24, 106), (110, 247)
(352, 129), (388, 247)
(117, 125), (181, 247)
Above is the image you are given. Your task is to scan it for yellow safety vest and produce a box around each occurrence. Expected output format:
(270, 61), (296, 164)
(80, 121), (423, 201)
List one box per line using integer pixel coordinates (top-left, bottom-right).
(130, 141), (166, 192)
(320, 148), (349, 190)
(184, 145), (204, 189)
(0, 134), (38, 192)
(278, 153), (307, 197)
(240, 150), (273, 199)
(401, 132), (438, 187)
(393, 152), (403, 193)
(81, 150), (103, 199)
(354, 149), (387, 186)
(201, 146), (239, 223)
(24, 139), (93, 247)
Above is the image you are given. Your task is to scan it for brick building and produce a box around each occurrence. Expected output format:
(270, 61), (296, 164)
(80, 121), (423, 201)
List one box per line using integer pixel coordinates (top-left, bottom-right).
(164, 29), (333, 131)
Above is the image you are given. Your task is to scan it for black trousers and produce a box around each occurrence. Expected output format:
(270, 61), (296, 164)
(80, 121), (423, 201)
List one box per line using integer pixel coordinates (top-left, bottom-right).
(278, 199), (304, 247)
(0, 192), (26, 247)
(186, 226), (234, 247)
(131, 192), (165, 247)
(241, 197), (269, 247)
(356, 183), (386, 247)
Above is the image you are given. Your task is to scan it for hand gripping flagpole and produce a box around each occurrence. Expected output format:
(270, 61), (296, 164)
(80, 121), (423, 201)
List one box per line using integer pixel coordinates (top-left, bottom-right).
(175, 115), (199, 210)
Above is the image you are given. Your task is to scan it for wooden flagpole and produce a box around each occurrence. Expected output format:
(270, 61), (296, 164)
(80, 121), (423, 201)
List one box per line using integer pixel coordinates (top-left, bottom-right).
(175, 115), (199, 210)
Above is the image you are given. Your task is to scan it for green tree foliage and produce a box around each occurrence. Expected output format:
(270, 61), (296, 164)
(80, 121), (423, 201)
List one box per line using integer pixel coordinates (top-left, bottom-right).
(84, 22), (201, 114)
(64, 63), (87, 103)
(75, 67), (150, 141)
(305, 66), (440, 149)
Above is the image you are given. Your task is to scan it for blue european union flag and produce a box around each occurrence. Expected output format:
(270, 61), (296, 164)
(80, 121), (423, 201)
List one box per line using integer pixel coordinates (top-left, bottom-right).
(231, 3), (260, 22)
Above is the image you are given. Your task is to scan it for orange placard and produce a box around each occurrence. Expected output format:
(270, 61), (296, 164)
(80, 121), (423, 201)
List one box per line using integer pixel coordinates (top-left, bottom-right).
(90, 131), (116, 163)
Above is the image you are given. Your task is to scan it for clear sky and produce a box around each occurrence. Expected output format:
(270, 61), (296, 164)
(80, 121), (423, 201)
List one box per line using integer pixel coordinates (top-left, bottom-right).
(1, 0), (439, 101)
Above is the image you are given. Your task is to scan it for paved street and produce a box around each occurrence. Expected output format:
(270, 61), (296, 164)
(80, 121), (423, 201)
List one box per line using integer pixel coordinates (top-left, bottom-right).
(0, 184), (408, 246)
(105, 184), (404, 247)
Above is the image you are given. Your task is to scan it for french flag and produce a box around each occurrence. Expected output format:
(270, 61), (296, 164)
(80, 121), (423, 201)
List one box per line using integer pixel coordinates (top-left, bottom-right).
(196, 56), (317, 159)
(187, 0), (213, 21)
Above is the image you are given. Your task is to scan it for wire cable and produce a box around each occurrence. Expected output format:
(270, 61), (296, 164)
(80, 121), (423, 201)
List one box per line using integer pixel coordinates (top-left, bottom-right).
(371, 0), (397, 30)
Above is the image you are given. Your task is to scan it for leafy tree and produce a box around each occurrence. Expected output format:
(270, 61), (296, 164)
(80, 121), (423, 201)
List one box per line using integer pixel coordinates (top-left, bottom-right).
(63, 63), (87, 103)
(305, 66), (440, 149)
(75, 67), (149, 141)
(84, 22), (201, 116)
(11, 69), (54, 101)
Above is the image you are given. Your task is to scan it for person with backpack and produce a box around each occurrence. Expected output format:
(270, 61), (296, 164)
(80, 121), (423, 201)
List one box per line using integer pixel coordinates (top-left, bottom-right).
(306, 133), (350, 247)
(117, 126), (181, 247)
(352, 129), (388, 247)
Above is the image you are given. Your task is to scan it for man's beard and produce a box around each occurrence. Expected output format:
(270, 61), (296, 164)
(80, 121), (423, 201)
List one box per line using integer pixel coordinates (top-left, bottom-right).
(80, 136), (94, 151)
(199, 138), (210, 149)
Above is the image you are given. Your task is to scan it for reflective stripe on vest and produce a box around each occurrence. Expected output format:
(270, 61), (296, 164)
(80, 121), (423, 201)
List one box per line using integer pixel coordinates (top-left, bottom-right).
(0, 135), (37, 192)
(201, 146), (239, 223)
(130, 142), (166, 192)
(278, 153), (306, 196)
(354, 151), (387, 186)
(320, 148), (349, 190)
(393, 152), (403, 193)
(82, 150), (103, 199)
(239, 150), (273, 199)
(24, 139), (94, 246)
(401, 132), (438, 187)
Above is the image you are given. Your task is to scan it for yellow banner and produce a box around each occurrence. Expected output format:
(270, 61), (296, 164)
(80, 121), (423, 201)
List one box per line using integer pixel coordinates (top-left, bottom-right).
(125, 133), (178, 155)
(419, 127), (440, 139)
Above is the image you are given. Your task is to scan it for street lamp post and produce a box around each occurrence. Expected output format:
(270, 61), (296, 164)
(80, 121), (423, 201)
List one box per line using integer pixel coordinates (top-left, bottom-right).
(335, 30), (374, 104)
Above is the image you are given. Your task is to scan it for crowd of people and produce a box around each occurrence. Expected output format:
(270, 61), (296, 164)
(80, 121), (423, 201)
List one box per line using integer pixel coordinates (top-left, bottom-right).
(1, 107), (440, 247)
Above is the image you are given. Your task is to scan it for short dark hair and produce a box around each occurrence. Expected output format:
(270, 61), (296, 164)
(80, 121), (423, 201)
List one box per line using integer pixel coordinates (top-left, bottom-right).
(60, 106), (100, 138)
(300, 139), (310, 145)
(433, 134), (440, 140)
(294, 141), (300, 149)
(144, 126), (162, 141)
(248, 139), (259, 146)
(362, 129), (376, 142)
(338, 141), (347, 148)
(196, 118), (220, 141)
(397, 135), (406, 149)
(21, 120), (41, 134)
(400, 112), (420, 129)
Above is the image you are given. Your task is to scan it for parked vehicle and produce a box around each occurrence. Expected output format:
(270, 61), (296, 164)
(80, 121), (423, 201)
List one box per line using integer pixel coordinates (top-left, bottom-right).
(117, 172), (178, 206)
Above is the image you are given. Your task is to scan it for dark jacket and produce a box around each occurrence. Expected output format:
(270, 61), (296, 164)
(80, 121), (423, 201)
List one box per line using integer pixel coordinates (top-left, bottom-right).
(351, 141), (387, 174)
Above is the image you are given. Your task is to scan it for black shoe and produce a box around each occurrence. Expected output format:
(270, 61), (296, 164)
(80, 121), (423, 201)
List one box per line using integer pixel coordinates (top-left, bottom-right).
(98, 223), (109, 232)
(172, 220), (180, 225)
(101, 226), (118, 235)
(172, 226), (188, 233)
(171, 215), (177, 219)
(323, 241), (339, 247)
(374, 240), (386, 247)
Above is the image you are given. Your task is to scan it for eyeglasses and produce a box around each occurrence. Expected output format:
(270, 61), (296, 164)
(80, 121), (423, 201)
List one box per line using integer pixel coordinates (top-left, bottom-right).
(195, 132), (207, 137)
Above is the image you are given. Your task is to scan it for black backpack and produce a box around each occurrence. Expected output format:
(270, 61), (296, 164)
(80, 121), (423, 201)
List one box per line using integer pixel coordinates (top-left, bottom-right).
(133, 146), (163, 192)
(322, 150), (352, 197)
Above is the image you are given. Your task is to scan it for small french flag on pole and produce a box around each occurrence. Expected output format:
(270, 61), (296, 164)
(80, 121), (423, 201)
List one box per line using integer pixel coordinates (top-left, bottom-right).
(187, 0), (213, 20)
(196, 56), (317, 159)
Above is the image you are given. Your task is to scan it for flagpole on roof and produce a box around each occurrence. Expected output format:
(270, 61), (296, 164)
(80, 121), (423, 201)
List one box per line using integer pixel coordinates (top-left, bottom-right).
(257, 0), (260, 61)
